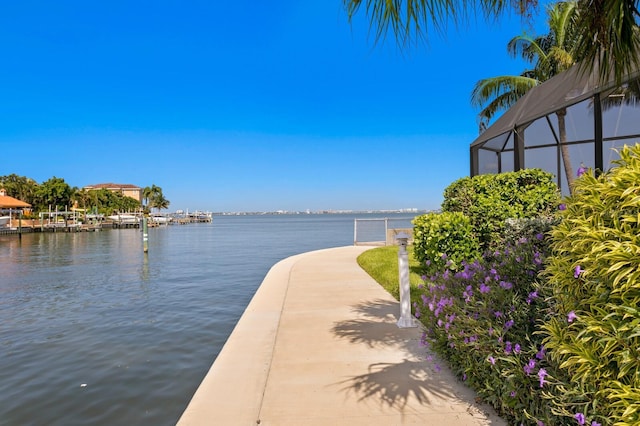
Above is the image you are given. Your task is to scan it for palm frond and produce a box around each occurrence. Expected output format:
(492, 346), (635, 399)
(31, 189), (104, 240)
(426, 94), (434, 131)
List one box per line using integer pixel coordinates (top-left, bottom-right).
(471, 75), (539, 109)
(573, 0), (640, 84)
(342, 0), (538, 46)
(477, 91), (524, 124)
(507, 33), (546, 63)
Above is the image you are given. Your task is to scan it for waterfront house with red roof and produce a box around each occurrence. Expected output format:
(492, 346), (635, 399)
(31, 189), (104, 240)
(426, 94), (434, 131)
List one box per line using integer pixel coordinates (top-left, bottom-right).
(83, 183), (143, 203)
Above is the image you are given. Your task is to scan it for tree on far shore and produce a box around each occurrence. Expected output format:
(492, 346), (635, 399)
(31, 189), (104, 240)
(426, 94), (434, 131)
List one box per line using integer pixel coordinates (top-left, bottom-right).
(143, 184), (170, 213)
(0, 174), (38, 206)
(35, 177), (74, 211)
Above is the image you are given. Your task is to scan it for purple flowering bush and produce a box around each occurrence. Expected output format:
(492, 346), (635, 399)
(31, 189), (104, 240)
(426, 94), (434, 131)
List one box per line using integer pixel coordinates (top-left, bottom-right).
(415, 223), (568, 424)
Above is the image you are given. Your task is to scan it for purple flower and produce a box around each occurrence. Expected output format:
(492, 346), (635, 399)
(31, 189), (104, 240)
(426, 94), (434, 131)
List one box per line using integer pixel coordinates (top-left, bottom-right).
(574, 265), (583, 278)
(559, 203), (567, 211)
(591, 422), (601, 426)
(538, 368), (548, 387)
(537, 422), (545, 426)
(462, 373), (467, 381)
(575, 413), (585, 425)
(527, 291), (539, 304)
(425, 260), (431, 266)
(514, 343), (521, 354)
(504, 319), (515, 330)
(494, 311), (503, 318)
(441, 253), (447, 260)
(505, 341), (513, 354)
(510, 390), (516, 397)
(577, 164), (587, 177)
(536, 346), (546, 360)
(462, 285), (473, 303)
(536, 233), (544, 240)
(488, 356), (496, 365)
(479, 283), (491, 294)
(524, 359), (536, 375)
(568, 311), (578, 323)
(500, 281), (513, 290)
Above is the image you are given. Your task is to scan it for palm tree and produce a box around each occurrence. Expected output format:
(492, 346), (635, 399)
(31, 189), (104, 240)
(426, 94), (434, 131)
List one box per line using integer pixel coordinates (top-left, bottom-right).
(72, 188), (92, 218)
(151, 194), (170, 212)
(142, 185), (157, 212)
(144, 184), (170, 213)
(471, 1), (581, 188)
(343, 0), (640, 85)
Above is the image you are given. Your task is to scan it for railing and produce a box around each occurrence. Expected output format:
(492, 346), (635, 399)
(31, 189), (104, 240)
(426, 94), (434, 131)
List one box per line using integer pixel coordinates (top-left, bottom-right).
(353, 217), (415, 246)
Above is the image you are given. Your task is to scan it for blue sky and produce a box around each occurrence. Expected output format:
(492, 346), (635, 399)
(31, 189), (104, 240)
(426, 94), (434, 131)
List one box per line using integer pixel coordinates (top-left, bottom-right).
(0, 1), (550, 212)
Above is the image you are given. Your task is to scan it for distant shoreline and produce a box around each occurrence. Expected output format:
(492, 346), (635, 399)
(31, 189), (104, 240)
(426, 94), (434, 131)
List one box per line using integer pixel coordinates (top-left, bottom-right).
(216, 209), (432, 216)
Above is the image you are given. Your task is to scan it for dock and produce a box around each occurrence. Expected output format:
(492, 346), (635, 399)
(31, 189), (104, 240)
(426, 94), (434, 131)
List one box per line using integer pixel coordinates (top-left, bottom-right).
(0, 210), (213, 235)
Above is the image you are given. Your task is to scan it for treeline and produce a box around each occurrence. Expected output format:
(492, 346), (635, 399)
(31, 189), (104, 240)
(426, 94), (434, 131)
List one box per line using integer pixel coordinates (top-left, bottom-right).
(0, 174), (169, 216)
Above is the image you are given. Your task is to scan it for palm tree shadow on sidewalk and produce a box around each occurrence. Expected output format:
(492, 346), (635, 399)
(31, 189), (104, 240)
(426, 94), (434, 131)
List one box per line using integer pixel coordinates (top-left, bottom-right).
(330, 298), (503, 424)
(330, 299), (459, 408)
(337, 359), (455, 409)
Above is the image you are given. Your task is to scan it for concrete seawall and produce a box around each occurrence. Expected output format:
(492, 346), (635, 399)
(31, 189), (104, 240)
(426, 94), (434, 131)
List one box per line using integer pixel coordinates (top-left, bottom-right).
(178, 250), (305, 425)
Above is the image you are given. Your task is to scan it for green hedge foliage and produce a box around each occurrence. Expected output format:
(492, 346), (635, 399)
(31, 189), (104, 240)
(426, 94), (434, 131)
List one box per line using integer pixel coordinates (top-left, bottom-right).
(412, 211), (481, 275)
(540, 144), (640, 425)
(442, 169), (561, 250)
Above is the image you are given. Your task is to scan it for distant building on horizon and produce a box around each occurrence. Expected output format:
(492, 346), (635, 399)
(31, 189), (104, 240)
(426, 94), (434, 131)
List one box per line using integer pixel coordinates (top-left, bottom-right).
(84, 183), (143, 203)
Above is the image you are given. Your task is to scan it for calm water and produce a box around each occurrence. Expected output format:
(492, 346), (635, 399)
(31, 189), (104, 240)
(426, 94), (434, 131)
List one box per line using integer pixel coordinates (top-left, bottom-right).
(0, 213), (414, 426)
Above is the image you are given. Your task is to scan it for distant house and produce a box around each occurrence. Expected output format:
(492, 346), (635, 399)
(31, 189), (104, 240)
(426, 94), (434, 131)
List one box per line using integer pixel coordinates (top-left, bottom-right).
(0, 188), (32, 210)
(84, 183), (143, 203)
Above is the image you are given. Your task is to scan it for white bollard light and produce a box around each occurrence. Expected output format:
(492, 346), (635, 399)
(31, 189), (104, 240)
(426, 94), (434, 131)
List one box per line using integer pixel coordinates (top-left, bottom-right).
(396, 232), (417, 328)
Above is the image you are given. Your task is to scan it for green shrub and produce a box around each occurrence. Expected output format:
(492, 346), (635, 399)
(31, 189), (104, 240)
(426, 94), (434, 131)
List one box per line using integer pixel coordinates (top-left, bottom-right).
(540, 144), (640, 426)
(442, 169), (561, 250)
(412, 211), (481, 275)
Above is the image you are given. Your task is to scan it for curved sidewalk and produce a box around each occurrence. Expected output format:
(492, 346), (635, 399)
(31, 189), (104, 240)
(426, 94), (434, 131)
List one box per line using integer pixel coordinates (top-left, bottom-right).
(178, 246), (506, 426)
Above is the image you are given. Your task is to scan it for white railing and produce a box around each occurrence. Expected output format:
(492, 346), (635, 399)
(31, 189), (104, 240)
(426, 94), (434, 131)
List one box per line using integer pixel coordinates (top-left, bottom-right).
(353, 217), (415, 246)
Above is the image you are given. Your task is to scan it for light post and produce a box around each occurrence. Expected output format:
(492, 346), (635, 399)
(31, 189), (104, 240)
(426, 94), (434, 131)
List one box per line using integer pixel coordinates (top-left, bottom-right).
(396, 232), (416, 328)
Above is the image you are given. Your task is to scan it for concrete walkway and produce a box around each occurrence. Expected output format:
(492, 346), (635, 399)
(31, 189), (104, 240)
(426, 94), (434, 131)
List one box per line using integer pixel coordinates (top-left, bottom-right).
(178, 246), (506, 426)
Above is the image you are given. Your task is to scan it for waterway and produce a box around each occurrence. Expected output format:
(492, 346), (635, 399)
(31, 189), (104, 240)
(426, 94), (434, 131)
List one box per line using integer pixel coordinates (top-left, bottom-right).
(0, 213), (415, 425)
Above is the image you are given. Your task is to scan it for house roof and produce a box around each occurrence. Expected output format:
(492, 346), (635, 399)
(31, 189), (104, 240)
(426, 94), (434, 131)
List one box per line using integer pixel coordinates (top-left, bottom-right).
(471, 60), (640, 148)
(0, 190), (31, 208)
(85, 183), (141, 190)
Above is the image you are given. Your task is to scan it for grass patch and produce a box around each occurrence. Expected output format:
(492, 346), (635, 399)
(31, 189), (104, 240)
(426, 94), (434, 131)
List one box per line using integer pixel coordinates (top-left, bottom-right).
(357, 245), (424, 301)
